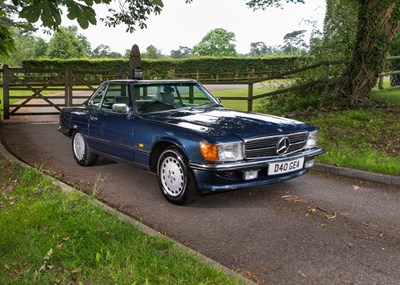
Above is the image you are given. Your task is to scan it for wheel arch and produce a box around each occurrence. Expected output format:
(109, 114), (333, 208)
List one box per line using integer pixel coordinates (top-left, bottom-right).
(149, 141), (187, 173)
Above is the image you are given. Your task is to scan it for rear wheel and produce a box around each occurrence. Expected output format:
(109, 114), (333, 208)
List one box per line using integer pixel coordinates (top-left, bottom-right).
(157, 146), (199, 205)
(72, 131), (98, 166)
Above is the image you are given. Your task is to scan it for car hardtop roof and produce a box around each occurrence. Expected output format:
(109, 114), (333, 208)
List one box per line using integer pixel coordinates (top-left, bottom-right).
(104, 79), (199, 85)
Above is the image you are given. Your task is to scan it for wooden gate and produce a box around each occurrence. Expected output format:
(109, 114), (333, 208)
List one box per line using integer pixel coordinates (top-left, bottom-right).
(1, 65), (128, 119)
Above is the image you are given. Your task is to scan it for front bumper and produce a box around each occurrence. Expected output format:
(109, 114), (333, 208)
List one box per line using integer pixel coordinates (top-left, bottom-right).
(190, 147), (323, 191)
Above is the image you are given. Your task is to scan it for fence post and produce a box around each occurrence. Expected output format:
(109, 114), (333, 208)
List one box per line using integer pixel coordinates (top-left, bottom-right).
(3, 65), (10, 119)
(65, 67), (73, 107)
(129, 44), (142, 79)
(247, 83), (253, 112)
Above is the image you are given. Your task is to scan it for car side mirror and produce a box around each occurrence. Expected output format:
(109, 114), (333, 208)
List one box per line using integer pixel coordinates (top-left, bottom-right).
(112, 103), (130, 114)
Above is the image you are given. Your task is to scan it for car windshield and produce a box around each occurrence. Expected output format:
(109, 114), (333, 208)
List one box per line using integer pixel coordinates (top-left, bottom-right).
(131, 82), (221, 114)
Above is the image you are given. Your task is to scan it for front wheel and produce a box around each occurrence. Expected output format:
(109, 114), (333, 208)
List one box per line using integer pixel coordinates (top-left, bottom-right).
(72, 131), (98, 166)
(157, 147), (199, 205)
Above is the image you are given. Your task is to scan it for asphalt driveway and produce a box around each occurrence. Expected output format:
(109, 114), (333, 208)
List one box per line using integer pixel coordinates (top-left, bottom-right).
(1, 122), (400, 285)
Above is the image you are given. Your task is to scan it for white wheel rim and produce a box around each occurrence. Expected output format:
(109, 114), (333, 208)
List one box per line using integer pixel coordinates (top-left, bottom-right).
(73, 133), (85, 161)
(160, 156), (186, 197)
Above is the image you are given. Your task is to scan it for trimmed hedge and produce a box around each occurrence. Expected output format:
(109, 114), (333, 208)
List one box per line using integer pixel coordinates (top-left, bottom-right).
(21, 57), (300, 81)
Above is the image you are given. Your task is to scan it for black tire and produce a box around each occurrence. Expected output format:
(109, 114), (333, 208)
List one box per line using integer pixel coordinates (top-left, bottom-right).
(157, 146), (199, 205)
(72, 131), (98, 166)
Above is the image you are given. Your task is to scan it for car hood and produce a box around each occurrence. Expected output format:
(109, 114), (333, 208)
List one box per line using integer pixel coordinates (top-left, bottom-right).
(143, 108), (312, 139)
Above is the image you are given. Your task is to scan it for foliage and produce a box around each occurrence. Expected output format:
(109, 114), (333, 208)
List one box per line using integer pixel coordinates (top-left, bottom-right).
(170, 46), (192, 58)
(21, 56), (300, 80)
(46, 27), (85, 59)
(91, 44), (122, 58)
(0, 1), (35, 58)
(249, 42), (280, 56)
(9, 0), (166, 32)
(246, 0), (400, 106)
(0, 162), (245, 285)
(0, 27), (47, 66)
(256, 77), (325, 115)
(334, 0), (400, 104)
(315, 0), (358, 61)
(21, 58), (129, 71)
(142, 45), (164, 59)
(192, 28), (238, 57)
(0, 24), (15, 57)
(388, 32), (400, 86)
(33, 37), (47, 58)
(258, 0), (358, 114)
(0, 0), (179, 57)
(282, 30), (308, 55)
(246, 0), (305, 9)
(297, 107), (400, 175)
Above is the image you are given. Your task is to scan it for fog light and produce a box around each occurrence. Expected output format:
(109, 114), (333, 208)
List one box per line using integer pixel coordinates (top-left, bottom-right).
(243, 169), (259, 180)
(305, 159), (315, 168)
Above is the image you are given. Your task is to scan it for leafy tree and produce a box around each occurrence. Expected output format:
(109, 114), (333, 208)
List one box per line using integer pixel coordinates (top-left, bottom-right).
(0, 0), (35, 58)
(77, 34), (92, 57)
(46, 27), (85, 58)
(12, 30), (35, 64)
(0, 0), (175, 57)
(0, 24), (15, 58)
(249, 42), (279, 56)
(33, 37), (48, 58)
(10, 0), (167, 31)
(246, 0), (400, 106)
(1, 27), (47, 66)
(170, 46), (192, 58)
(192, 28), (238, 57)
(282, 30), (308, 55)
(142, 45), (163, 59)
(91, 44), (122, 58)
(318, 0), (358, 60)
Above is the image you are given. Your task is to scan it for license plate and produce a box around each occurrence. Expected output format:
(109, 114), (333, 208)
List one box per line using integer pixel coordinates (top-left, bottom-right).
(268, 157), (305, 175)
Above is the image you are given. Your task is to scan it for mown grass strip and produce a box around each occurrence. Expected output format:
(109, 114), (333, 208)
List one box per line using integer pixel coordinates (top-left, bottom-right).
(298, 108), (400, 176)
(0, 161), (246, 285)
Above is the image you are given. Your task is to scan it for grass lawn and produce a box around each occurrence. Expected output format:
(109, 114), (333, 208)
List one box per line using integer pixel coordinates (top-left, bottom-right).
(298, 108), (400, 175)
(212, 85), (279, 111)
(0, 161), (245, 285)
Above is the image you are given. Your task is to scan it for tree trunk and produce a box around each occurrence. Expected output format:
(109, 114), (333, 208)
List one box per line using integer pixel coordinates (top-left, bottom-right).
(335, 0), (399, 105)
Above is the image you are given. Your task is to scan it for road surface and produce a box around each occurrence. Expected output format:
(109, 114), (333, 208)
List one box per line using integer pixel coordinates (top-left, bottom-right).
(1, 122), (399, 285)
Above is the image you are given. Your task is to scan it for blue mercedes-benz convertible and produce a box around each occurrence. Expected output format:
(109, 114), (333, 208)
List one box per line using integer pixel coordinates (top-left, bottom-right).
(58, 79), (323, 204)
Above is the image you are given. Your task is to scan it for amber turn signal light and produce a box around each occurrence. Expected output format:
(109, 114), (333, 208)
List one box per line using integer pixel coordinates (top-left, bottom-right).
(199, 142), (219, 162)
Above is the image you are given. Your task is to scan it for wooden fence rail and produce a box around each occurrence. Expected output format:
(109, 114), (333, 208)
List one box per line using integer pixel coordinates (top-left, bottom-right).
(1, 60), (346, 119)
(378, 55), (400, 89)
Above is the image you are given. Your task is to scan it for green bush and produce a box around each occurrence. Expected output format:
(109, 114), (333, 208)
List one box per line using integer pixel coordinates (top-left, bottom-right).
(256, 58), (347, 115)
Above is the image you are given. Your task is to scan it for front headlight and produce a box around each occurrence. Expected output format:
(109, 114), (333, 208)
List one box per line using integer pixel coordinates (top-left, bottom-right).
(199, 142), (244, 162)
(305, 130), (318, 149)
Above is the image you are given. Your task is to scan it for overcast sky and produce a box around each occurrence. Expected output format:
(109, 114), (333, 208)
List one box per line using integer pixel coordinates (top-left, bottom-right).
(54, 0), (326, 55)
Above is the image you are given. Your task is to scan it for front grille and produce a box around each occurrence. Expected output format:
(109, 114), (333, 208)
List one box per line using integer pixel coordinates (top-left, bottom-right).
(245, 132), (308, 158)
